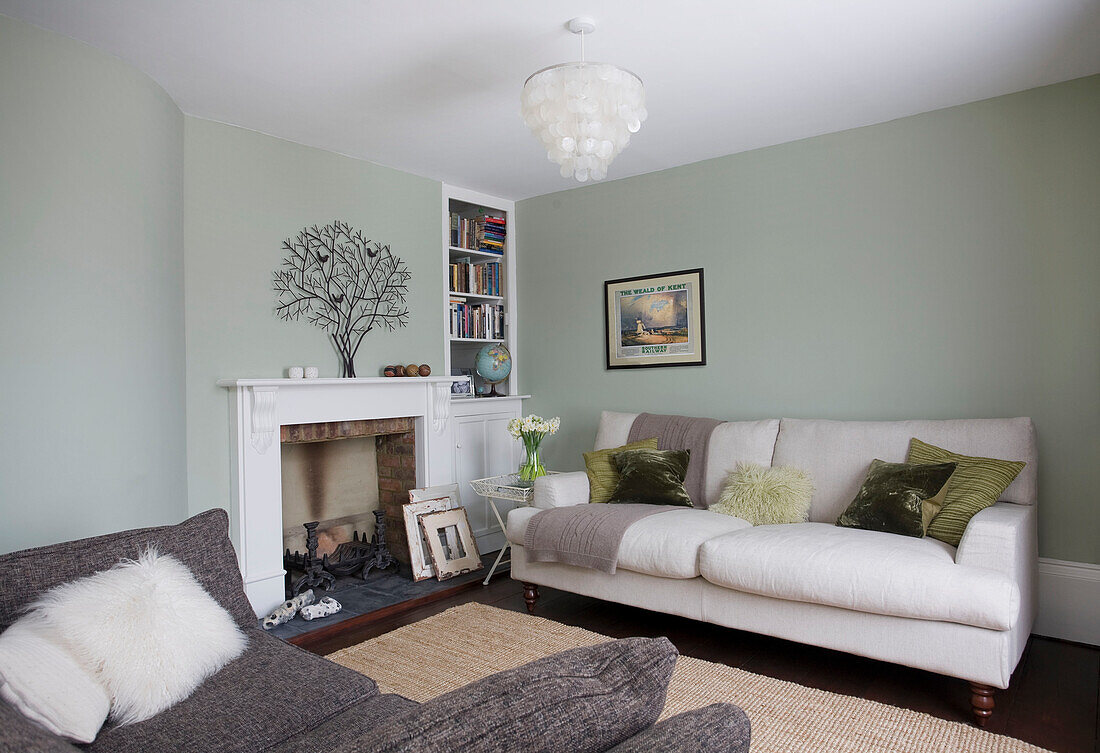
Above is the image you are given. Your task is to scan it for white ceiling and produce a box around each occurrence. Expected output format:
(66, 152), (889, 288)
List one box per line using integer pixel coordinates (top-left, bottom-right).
(3, 1), (1099, 200)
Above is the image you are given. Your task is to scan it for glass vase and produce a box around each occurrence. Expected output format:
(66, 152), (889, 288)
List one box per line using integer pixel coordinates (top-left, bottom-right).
(517, 445), (547, 487)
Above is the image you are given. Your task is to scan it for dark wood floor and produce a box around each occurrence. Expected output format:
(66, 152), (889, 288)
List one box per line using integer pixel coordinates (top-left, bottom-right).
(302, 576), (1099, 753)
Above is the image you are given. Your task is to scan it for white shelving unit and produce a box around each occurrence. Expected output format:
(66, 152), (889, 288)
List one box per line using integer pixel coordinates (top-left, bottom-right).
(441, 185), (528, 555)
(442, 184), (519, 398)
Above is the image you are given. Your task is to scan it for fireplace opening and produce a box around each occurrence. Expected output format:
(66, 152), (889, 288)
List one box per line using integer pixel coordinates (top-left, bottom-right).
(280, 417), (418, 595)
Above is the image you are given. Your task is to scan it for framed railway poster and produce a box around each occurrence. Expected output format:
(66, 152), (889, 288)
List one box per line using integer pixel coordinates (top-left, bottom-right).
(604, 268), (706, 369)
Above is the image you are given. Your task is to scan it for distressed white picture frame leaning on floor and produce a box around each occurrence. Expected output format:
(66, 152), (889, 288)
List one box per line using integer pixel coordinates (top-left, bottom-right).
(404, 484), (460, 581)
(419, 507), (483, 581)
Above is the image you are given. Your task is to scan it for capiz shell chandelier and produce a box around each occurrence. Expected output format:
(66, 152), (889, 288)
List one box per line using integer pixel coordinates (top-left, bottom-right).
(521, 17), (647, 183)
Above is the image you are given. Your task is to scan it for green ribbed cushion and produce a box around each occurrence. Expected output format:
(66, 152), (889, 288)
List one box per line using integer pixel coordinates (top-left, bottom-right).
(583, 438), (659, 503)
(908, 438), (1027, 547)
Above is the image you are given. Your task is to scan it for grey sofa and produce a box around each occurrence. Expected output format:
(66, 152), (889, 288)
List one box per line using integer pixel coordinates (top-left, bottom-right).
(0, 510), (750, 753)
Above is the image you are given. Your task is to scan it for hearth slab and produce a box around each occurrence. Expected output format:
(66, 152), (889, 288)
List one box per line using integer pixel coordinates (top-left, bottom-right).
(265, 551), (497, 639)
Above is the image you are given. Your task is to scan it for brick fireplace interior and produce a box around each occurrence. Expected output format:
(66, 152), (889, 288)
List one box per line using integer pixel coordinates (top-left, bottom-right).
(280, 417), (417, 566)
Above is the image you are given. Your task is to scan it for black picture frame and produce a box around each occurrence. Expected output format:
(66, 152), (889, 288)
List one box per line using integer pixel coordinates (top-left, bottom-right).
(604, 268), (707, 370)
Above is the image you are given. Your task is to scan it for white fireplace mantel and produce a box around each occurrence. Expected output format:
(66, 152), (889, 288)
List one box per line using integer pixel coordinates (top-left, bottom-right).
(218, 376), (464, 615)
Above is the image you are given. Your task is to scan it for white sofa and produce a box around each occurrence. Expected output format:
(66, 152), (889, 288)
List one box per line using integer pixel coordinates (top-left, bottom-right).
(506, 412), (1038, 726)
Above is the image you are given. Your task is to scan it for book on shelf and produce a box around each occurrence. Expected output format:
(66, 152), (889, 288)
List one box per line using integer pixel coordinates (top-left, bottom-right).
(449, 260), (501, 297)
(449, 300), (504, 340)
(449, 211), (506, 254)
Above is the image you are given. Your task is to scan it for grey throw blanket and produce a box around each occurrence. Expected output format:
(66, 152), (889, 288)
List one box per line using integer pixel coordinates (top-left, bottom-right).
(524, 504), (673, 574)
(628, 413), (723, 507)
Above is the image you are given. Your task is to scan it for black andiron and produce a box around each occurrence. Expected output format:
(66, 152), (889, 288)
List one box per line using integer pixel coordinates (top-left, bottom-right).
(284, 511), (397, 596)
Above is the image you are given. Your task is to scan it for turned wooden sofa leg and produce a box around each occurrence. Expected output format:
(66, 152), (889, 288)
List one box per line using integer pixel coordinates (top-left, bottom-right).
(522, 583), (540, 613)
(969, 682), (995, 727)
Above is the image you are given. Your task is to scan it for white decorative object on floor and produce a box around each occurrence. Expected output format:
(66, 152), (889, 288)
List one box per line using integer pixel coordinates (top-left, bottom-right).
(26, 549), (247, 725)
(288, 366), (304, 379)
(300, 597), (342, 621)
(261, 589), (315, 630)
(0, 617), (111, 743)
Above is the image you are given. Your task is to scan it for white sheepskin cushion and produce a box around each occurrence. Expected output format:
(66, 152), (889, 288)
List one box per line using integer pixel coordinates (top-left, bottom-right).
(28, 549), (247, 726)
(711, 463), (815, 525)
(0, 617), (111, 742)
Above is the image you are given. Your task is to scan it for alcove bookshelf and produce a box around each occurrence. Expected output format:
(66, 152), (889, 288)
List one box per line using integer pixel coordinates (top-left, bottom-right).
(441, 185), (519, 399)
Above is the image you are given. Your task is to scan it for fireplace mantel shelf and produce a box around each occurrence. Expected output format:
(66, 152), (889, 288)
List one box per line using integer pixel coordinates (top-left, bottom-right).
(217, 376), (462, 388)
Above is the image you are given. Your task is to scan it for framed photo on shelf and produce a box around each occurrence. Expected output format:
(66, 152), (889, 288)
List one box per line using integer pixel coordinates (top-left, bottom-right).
(450, 367), (474, 398)
(604, 268), (706, 369)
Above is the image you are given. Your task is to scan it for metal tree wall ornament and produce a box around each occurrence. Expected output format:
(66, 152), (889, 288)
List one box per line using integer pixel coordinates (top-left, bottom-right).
(274, 221), (411, 378)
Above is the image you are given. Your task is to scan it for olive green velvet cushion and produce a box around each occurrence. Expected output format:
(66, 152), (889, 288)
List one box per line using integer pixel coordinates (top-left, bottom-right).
(607, 449), (693, 508)
(908, 438), (1027, 547)
(583, 438), (660, 504)
(836, 459), (957, 538)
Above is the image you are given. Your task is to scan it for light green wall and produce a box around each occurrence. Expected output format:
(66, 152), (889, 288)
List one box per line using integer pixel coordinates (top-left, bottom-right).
(0, 15), (187, 552)
(518, 75), (1100, 565)
(183, 118), (442, 515)
(3, 10), (1095, 565)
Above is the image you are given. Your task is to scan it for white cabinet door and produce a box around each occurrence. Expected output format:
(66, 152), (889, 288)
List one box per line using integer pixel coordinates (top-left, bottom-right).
(453, 409), (518, 552)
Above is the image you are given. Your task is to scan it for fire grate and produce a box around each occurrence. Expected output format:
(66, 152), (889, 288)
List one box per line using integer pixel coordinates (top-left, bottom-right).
(284, 510), (397, 596)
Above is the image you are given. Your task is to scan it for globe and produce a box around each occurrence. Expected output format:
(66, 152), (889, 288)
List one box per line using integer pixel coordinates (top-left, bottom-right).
(474, 343), (512, 397)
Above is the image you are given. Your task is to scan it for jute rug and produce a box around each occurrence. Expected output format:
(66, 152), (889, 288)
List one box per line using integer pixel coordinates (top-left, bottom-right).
(328, 603), (1050, 753)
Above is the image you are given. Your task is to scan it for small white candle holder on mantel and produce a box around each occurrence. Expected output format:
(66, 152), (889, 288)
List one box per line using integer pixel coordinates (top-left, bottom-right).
(288, 366), (304, 379)
(304, 366), (319, 379)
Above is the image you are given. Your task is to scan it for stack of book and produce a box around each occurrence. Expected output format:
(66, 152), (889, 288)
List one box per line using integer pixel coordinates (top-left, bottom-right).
(449, 260), (501, 296)
(450, 212), (506, 254)
(475, 216), (506, 253)
(449, 299), (504, 340)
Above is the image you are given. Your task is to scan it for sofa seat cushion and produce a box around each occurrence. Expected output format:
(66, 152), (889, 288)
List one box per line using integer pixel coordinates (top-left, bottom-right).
(605, 703), (751, 753)
(509, 507), (750, 579)
(85, 630), (378, 753)
(268, 694), (419, 753)
(1, 697), (82, 752)
(698, 523), (1019, 630)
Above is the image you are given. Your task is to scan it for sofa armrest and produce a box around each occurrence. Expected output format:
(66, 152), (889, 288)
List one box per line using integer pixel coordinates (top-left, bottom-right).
(533, 471), (590, 509)
(956, 503), (1036, 575)
(956, 502), (1038, 630)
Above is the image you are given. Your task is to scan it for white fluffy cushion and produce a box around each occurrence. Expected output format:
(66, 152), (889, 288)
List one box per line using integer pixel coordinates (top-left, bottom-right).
(29, 549), (247, 726)
(0, 617), (111, 742)
(711, 463), (815, 525)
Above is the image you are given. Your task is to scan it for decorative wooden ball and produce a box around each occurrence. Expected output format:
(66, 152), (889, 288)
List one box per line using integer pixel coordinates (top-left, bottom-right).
(394, 364), (406, 377)
(406, 364), (419, 377)
(418, 364), (431, 377)
(383, 365), (396, 377)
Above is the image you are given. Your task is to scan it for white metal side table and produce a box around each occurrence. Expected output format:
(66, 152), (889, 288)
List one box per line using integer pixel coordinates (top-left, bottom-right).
(470, 472), (559, 585)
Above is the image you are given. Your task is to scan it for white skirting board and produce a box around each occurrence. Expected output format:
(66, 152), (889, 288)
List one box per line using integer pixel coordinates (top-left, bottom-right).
(1033, 557), (1100, 646)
